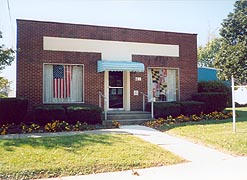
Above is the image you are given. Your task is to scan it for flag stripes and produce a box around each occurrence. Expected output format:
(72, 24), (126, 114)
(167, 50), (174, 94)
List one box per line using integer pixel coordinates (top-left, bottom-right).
(53, 65), (73, 98)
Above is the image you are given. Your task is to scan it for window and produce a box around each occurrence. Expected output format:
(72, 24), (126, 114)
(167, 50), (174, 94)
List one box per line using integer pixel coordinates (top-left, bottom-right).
(43, 64), (83, 103)
(148, 68), (179, 102)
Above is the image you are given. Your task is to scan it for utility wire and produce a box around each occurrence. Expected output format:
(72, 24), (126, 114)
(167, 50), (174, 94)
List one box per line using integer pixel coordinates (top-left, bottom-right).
(7, 0), (15, 49)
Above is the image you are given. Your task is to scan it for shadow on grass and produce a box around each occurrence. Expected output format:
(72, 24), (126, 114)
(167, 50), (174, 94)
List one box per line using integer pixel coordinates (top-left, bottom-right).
(159, 109), (247, 132)
(1, 134), (118, 152)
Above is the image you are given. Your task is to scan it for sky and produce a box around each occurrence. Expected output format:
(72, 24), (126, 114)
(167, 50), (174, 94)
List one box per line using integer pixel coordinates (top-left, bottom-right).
(0, 0), (236, 91)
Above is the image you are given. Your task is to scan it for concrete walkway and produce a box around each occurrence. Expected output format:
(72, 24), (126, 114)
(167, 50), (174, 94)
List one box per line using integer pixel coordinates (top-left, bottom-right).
(49, 156), (247, 180)
(3, 125), (245, 180)
(120, 125), (233, 162)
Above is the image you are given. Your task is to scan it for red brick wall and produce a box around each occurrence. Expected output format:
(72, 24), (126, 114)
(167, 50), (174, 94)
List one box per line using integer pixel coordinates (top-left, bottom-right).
(17, 19), (197, 110)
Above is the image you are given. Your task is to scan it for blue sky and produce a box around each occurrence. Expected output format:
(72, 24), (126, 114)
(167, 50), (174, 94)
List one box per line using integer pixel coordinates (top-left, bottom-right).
(0, 0), (236, 91)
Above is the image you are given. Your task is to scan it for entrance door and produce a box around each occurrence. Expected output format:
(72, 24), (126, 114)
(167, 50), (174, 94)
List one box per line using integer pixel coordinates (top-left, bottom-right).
(109, 72), (123, 109)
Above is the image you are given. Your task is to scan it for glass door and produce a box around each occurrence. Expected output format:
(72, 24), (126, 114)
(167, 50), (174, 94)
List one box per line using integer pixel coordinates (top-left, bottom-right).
(109, 71), (123, 109)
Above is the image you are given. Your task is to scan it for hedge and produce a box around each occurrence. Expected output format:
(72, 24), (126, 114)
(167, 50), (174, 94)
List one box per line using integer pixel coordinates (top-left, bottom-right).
(0, 98), (28, 125)
(198, 80), (231, 108)
(198, 81), (230, 93)
(33, 104), (103, 125)
(33, 105), (67, 125)
(192, 92), (228, 113)
(146, 101), (206, 119)
(177, 101), (205, 116)
(146, 102), (181, 118)
(66, 104), (102, 125)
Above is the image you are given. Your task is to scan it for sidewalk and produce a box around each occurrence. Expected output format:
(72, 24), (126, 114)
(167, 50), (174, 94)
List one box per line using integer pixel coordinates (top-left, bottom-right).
(21, 125), (246, 180)
(49, 157), (247, 180)
(120, 125), (233, 162)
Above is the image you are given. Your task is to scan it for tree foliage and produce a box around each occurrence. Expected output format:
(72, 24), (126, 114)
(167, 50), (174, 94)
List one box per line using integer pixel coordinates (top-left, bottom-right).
(215, 0), (247, 83)
(0, 30), (15, 71)
(0, 30), (14, 97)
(0, 76), (11, 97)
(198, 38), (221, 67)
(0, 45), (14, 71)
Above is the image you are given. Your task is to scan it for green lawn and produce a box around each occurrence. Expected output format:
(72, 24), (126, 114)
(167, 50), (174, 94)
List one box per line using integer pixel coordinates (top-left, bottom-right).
(0, 134), (184, 179)
(160, 107), (247, 156)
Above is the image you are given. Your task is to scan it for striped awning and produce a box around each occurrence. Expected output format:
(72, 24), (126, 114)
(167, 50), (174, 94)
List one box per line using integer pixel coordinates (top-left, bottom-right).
(97, 60), (144, 72)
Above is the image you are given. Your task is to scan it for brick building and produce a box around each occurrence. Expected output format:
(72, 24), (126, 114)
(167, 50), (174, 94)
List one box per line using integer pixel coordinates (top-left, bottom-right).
(17, 19), (197, 111)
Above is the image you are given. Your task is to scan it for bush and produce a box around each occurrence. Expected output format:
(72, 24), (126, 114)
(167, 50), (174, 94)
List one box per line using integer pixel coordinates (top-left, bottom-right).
(146, 102), (181, 118)
(0, 98), (28, 125)
(66, 104), (102, 124)
(32, 104), (103, 125)
(192, 92), (228, 113)
(177, 101), (205, 116)
(198, 81), (230, 93)
(198, 80), (232, 108)
(146, 101), (205, 118)
(33, 105), (67, 125)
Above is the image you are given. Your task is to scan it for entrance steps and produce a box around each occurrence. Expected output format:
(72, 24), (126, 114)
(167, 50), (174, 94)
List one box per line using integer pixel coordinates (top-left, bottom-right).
(102, 111), (154, 125)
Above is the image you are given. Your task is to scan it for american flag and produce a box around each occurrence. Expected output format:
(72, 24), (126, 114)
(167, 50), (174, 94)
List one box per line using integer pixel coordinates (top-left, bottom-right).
(53, 65), (73, 98)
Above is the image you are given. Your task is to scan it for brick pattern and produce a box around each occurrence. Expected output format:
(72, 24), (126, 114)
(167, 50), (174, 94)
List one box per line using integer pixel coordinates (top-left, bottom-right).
(17, 19), (197, 110)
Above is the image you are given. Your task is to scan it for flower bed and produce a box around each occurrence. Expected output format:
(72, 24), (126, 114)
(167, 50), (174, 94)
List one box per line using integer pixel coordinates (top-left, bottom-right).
(0, 111), (234, 135)
(0, 120), (100, 135)
(144, 111), (234, 129)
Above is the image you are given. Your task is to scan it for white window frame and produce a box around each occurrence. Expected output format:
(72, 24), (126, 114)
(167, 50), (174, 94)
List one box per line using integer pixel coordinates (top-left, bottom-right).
(147, 67), (180, 102)
(43, 63), (84, 104)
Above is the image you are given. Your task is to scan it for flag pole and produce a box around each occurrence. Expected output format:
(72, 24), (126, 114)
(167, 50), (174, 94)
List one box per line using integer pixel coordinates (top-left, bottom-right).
(231, 75), (236, 133)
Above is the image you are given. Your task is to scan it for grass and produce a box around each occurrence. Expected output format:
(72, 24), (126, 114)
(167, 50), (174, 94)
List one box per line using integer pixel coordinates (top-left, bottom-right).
(0, 134), (184, 179)
(159, 107), (247, 156)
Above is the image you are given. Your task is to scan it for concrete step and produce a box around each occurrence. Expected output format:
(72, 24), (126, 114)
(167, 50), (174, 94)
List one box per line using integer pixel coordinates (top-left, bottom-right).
(103, 118), (154, 126)
(106, 111), (150, 115)
(106, 113), (152, 120)
(102, 111), (154, 125)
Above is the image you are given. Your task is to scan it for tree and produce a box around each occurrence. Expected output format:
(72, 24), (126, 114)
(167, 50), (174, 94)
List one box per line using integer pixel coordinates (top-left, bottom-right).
(0, 30), (15, 97)
(0, 77), (11, 97)
(214, 0), (247, 83)
(0, 30), (15, 71)
(198, 38), (221, 67)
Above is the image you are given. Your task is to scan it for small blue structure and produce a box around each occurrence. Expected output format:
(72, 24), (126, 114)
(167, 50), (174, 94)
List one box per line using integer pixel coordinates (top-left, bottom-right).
(198, 67), (219, 82)
(198, 67), (230, 85)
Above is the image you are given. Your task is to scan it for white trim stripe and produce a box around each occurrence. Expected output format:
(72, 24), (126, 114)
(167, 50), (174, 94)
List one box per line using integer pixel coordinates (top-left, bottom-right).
(43, 36), (179, 61)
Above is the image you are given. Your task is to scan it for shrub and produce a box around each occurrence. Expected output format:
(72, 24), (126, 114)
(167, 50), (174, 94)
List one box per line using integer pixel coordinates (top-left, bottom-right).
(146, 102), (181, 118)
(198, 81), (230, 93)
(33, 104), (103, 125)
(192, 92), (228, 113)
(0, 98), (28, 125)
(176, 101), (205, 116)
(146, 101), (206, 118)
(66, 104), (102, 124)
(198, 80), (231, 107)
(33, 105), (67, 125)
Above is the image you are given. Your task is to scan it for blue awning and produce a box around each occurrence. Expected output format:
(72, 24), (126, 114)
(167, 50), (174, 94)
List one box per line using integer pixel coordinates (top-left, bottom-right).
(97, 60), (144, 72)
